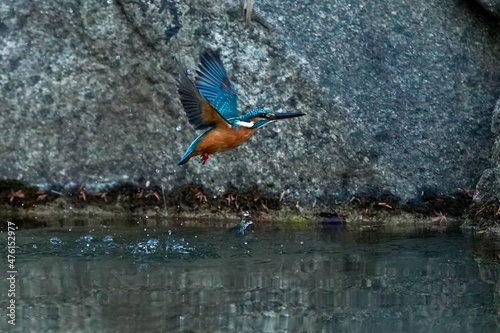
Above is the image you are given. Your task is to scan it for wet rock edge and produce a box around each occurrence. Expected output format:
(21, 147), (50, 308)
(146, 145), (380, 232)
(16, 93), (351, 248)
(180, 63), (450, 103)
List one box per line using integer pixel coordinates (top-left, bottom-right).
(1, 179), (497, 234)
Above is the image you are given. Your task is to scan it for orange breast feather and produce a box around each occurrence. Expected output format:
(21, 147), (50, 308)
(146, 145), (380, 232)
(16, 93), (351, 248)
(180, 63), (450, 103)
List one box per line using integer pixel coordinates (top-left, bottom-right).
(191, 126), (256, 157)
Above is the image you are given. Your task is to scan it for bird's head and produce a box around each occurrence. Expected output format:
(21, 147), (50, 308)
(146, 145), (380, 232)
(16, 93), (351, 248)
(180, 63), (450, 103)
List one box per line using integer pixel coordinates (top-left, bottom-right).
(236, 109), (305, 129)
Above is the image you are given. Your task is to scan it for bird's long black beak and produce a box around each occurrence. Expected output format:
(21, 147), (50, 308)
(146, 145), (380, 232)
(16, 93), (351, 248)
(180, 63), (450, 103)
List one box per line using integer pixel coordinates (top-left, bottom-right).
(272, 112), (306, 120)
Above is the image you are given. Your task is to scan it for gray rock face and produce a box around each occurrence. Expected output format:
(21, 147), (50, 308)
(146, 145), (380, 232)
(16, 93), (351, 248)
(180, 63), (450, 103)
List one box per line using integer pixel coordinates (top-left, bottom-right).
(473, 0), (500, 17)
(1, 0), (499, 202)
(476, 99), (500, 201)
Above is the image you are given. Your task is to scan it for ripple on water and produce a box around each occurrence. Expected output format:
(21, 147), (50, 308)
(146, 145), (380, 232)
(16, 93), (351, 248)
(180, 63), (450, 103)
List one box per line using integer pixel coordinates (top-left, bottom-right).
(127, 236), (195, 257)
(79, 235), (94, 243)
(128, 238), (160, 255)
(49, 237), (62, 245)
(165, 237), (193, 254)
(102, 235), (114, 243)
(20, 228), (227, 261)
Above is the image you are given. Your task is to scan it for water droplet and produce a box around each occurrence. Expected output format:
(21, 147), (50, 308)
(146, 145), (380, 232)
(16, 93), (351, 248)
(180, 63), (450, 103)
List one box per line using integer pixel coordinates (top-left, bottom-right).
(147, 238), (159, 248)
(168, 230), (172, 236)
(102, 235), (113, 243)
(80, 235), (94, 243)
(115, 54), (121, 60)
(106, 0), (113, 4)
(50, 237), (62, 245)
(155, 169), (160, 173)
(176, 125), (182, 131)
(69, 8), (74, 14)
(32, 244), (37, 249)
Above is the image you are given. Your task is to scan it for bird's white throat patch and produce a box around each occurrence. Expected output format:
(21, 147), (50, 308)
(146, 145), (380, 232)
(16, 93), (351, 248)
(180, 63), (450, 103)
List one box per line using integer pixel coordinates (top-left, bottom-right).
(236, 120), (254, 128)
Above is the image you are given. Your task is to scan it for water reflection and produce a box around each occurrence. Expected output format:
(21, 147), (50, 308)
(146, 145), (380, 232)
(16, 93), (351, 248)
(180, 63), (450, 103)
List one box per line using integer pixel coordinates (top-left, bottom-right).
(0, 218), (499, 333)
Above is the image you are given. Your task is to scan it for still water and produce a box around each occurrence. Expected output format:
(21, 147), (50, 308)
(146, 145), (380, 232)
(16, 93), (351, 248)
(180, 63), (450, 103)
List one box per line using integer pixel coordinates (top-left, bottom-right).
(0, 217), (499, 333)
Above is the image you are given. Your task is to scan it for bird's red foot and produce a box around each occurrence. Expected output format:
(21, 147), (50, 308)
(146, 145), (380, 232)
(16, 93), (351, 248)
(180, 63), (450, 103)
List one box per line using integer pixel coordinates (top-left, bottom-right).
(200, 153), (209, 164)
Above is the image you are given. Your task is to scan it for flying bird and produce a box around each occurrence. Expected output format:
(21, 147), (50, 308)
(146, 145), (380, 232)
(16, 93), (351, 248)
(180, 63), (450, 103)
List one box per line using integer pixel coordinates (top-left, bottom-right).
(176, 50), (305, 165)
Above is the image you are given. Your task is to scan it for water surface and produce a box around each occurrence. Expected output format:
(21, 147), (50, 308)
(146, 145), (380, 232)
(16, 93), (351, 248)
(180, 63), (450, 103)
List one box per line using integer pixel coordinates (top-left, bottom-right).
(0, 218), (499, 333)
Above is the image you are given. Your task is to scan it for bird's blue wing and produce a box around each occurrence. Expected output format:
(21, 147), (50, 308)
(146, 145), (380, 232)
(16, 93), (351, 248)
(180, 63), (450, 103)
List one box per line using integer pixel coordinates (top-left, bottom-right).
(176, 62), (212, 130)
(196, 50), (239, 121)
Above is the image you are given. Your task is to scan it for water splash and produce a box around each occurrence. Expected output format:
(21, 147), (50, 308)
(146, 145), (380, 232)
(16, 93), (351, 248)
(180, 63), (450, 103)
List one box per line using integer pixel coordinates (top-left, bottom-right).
(236, 211), (253, 235)
(102, 235), (114, 243)
(49, 237), (62, 245)
(129, 238), (160, 254)
(165, 237), (193, 254)
(38, 229), (198, 259)
(79, 235), (94, 243)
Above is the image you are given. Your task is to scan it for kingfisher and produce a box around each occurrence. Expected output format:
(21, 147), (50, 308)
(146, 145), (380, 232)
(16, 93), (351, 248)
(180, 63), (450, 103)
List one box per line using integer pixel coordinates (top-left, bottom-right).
(176, 50), (305, 165)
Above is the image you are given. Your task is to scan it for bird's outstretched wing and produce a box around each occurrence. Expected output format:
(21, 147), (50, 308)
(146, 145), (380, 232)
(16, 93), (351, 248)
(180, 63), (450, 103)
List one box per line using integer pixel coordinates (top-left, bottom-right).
(196, 50), (239, 121)
(176, 62), (230, 130)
